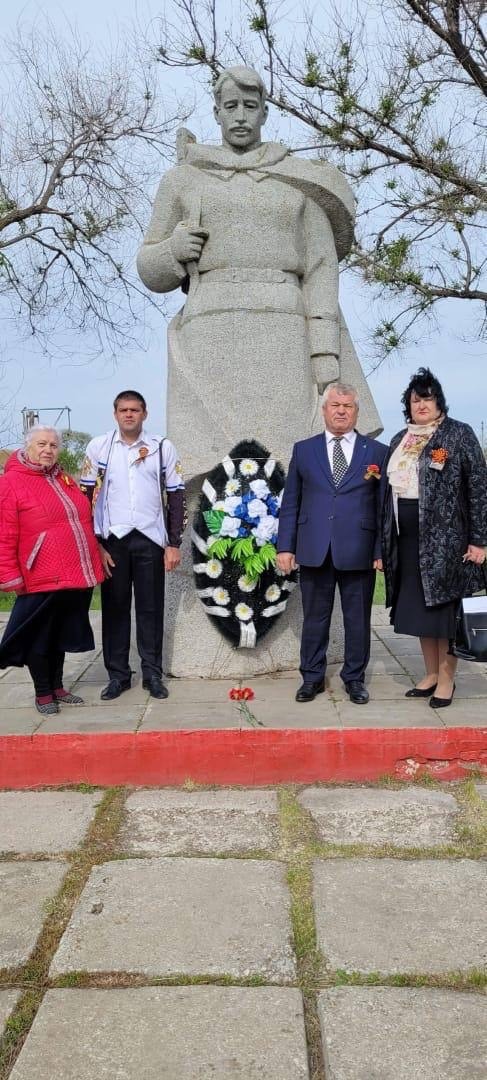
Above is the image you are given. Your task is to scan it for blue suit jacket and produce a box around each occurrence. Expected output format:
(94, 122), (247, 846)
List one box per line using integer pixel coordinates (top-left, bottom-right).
(277, 432), (389, 569)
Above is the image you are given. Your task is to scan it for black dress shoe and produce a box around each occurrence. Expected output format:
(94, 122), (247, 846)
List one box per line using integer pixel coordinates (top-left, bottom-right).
(295, 679), (325, 703)
(142, 676), (169, 700)
(344, 680), (369, 705)
(405, 683), (437, 698)
(100, 678), (131, 701)
(429, 683), (456, 709)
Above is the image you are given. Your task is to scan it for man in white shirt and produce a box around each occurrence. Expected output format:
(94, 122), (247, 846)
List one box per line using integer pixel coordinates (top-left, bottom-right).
(80, 391), (186, 700)
(276, 383), (388, 705)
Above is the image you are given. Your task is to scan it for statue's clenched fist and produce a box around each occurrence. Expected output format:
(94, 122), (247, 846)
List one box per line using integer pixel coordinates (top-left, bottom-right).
(170, 223), (209, 264)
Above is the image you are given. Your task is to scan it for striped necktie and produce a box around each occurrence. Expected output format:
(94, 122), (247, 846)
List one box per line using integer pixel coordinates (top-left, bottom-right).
(332, 437), (348, 485)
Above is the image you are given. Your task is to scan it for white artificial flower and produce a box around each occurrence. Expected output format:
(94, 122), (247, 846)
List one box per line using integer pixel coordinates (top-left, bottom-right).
(238, 574), (257, 593)
(206, 559), (223, 579)
(235, 602), (253, 621)
(223, 495), (242, 515)
(219, 515), (241, 538)
(247, 497), (268, 520)
(252, 515), (278, 546)
(225, 479), (241, 496)
(265, 584), (281, 603)
(239, 458), (258, 477)
(212, 587), (230, 606)
(249, 478), (269, 498)
(214, 500), (225, 511)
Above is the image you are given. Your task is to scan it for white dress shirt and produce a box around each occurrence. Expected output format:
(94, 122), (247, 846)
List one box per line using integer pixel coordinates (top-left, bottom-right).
(325, 428), (357, 471)
(81, 429), (185, 547)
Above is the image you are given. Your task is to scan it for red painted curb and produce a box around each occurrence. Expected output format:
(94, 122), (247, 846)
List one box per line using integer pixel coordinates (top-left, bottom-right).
(1, 728), (486, 788)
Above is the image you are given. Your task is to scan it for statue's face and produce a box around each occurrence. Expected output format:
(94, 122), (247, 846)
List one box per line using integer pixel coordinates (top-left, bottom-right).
(214, 81), (268, 152)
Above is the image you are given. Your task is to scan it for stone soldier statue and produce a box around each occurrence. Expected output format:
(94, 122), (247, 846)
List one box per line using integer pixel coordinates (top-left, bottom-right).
(136, 65), (382, 676)
(137, 65), (381, 483)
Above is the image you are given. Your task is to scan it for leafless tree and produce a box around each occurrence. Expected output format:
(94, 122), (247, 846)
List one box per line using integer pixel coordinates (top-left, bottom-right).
(154, 0), (486, 354)
(0, 20), (187, 357)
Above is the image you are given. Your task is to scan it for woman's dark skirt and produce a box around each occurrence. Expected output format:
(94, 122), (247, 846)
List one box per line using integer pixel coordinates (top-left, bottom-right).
(0, 589), (94, 669)
(392, 499), (456, 639)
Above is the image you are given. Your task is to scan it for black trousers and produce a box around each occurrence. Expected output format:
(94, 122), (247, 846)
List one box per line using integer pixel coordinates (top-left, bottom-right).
(299, 553), (375, 684)
(101, 530), (165, 683)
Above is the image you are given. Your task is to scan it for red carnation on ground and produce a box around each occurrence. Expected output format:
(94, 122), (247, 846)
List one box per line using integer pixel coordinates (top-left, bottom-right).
(228, 685), (261, 725)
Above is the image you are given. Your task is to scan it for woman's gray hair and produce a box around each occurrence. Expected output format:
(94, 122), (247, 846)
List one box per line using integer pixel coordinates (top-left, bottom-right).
(23, 424), (61, 450)
(322, 382), (359, 407)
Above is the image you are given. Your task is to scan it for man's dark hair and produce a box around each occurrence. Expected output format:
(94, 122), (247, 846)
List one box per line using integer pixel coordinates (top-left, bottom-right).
(401, 367), (448, 422)
(113, 390), (147, 411)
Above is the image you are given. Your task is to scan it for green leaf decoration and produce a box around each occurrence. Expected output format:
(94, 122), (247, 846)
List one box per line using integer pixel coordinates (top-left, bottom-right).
(207, 537), (232, 558)
(243, 553), (266, 580)
(230, 537), (255, 561)
(203, 509), (226, 535)
(259, 543), (277, 568)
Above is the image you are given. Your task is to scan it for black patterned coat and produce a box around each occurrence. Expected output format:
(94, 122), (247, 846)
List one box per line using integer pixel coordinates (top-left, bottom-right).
(382, 417), (487, 608)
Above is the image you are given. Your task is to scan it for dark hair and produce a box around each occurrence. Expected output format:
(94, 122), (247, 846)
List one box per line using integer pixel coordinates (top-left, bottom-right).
(401, 367), (448, 422)
(113, 390), (147, 411)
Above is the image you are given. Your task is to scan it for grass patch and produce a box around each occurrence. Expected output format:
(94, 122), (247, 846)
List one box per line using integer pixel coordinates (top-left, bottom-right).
(453, 778), (487, 851)
(373, 572), (385, 606)
(278, 788), (326, 1079)
(329, 967), (487, 991)
(0, 586), (101, 612)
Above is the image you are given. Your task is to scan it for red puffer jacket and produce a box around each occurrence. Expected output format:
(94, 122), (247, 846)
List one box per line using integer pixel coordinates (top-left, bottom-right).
(0, 452), (104, 594)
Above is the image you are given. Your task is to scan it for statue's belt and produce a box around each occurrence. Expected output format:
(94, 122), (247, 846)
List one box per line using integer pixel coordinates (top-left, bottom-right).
(198, 268), (300, 286)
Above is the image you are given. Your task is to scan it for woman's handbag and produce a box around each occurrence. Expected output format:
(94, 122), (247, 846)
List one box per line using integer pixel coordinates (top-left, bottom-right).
(450, 564), (487, 662)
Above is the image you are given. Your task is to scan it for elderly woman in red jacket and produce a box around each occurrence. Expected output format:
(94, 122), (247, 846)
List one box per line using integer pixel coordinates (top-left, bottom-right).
(0, 426), (104, 715)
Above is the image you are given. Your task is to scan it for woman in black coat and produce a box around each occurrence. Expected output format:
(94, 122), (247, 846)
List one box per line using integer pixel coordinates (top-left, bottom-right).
(381, 368), (487, 709)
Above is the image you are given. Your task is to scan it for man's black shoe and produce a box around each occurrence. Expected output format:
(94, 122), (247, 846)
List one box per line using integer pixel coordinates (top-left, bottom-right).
(142, 676), (169, 700)
(100, 678), (131, 701)
(295, 679), (325, 703)
(344, 680), (369, 705)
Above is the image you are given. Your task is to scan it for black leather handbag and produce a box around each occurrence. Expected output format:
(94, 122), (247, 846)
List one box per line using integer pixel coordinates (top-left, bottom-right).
(450, 565), (487, 662)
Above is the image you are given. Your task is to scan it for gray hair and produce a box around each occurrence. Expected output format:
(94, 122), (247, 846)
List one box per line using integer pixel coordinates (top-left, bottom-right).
(23, 424), (61, 450)
(213, 66), (267, 106)
(322, 382), (359, 407)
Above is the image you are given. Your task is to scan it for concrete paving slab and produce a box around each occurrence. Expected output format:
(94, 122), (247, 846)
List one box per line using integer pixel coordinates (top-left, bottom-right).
(121, 788), (280, 854)
(0, 792), (102, 854)
(329, 675), (414, 701)
(50, 857), (296, 979)
(362, 656), (406, 675)
(0, 861), (66, 968)
(0, 711), (37, 734)
(0, 990), (20, 1032)
(314, 858), (487, 973)
(9, 987), (309, 1079)
(318, 987), (487, 1079)
(69, 682), (149, 706)
(299, 786), (458, 847)
(0, 668), (34, 684)
(38, 707), (143, 733)
(335, 700), (446, 727)
(139, 698), (342, 730)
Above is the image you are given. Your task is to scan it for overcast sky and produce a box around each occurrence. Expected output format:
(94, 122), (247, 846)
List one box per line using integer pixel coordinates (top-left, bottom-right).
(2, 0), (486, 450)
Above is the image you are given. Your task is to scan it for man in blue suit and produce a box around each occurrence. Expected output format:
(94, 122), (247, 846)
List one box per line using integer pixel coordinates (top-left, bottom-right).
(277, 382), (388, 704)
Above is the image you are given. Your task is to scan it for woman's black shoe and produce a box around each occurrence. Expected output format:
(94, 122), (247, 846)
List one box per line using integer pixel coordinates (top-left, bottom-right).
(429, 683), (456, 709)
(405, 683), (437, 698)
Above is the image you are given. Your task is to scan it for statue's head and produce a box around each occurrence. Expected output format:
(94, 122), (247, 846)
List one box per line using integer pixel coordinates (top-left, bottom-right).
(213, 66), (268, 153)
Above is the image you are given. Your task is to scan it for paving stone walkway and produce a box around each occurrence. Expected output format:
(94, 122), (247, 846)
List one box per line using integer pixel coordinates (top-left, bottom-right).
(1, 609), (487, 732)
(0, 783), (486, 1078)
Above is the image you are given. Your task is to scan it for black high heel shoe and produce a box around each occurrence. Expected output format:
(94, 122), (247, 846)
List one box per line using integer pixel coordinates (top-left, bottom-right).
(405, 683), (437, 698)
(429, 683), (456, 709)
